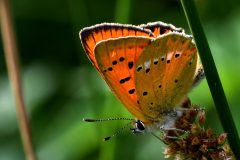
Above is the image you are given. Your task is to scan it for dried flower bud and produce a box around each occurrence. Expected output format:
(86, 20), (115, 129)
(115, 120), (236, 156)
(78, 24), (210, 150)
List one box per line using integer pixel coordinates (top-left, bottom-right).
(218, 133), (227, 145)
(163, 99), (234, 160)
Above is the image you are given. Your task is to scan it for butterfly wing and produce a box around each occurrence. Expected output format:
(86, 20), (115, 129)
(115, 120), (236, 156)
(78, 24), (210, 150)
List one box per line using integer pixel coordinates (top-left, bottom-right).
(134, 33), (198, 119)
(140, 22), (184, 37)
(94, 37), (152, 121)
(80, 23), (153, 71)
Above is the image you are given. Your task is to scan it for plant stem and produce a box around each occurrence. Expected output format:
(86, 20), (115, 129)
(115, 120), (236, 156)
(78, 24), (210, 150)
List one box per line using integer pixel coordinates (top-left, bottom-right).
(180, 0), (240, 158)
(0, 0), (37, 159)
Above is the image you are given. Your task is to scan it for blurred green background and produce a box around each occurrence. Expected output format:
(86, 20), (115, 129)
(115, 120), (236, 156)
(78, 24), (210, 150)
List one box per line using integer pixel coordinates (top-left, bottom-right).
(0, 0), (240, 159)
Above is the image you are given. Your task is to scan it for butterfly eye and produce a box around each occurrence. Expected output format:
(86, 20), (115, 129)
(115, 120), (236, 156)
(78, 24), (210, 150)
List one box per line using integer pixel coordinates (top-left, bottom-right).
(136, 120), (145, 131)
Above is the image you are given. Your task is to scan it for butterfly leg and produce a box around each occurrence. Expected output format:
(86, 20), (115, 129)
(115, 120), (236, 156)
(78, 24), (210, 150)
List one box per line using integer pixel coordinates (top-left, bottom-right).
(160, 126), (189, 140)
(150, 128), (188, 143)
(173, 107), (205, 113)
(176, 96), (205, 112)
(150, 132), (181, 144)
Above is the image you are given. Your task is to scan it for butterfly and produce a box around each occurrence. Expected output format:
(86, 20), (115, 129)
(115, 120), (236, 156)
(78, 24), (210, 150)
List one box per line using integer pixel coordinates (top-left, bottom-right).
(80, 22), (204, 139)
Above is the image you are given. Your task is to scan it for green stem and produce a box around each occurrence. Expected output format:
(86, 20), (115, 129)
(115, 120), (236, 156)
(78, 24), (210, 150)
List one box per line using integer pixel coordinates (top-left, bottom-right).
(180, 0), (240, 158)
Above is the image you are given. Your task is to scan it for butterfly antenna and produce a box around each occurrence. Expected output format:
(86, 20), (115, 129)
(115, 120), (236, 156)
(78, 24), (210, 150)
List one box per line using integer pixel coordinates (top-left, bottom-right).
(83, 117), (134, 122)
(103, 122), (133, 141)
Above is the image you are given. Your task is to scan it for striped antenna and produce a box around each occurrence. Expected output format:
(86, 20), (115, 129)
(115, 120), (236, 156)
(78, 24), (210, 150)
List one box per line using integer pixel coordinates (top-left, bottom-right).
(83, 117), (134, 122)
(103, 122), (133, 141)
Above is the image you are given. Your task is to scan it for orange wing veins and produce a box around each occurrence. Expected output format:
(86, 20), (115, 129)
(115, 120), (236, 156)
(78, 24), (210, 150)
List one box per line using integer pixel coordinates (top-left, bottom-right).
(80, 23), (154, 70)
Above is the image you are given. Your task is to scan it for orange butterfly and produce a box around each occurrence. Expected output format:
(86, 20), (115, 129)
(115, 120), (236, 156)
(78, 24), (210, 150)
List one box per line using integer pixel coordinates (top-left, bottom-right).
(80, 22), (204, 139)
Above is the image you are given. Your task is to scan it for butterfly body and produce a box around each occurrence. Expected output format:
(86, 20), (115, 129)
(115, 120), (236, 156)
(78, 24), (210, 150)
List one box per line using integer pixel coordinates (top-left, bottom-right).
(80, 22), (202, 132)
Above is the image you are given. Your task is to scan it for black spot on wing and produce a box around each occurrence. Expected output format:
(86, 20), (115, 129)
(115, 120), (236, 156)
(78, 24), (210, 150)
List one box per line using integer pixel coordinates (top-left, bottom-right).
(119, 57), (125, 62)
(119, 79), (125, 84)
(119, 77), (131, 84)
(143, 91), (148, 96)
(145, 68), (150, 73)
(128, 62), (134, 69)
(112, 60), (117, 65)
(175, 53), (180, 58)
(137, 66), (142, 72)
(124, 77), (131, 81)
(139, 45), (146, 49)
(128, 89), (135, 94)
(107, 67), (113, 71)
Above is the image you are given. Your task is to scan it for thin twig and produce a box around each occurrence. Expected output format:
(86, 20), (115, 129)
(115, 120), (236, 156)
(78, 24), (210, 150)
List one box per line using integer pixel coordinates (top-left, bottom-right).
(180, 0), (240, 158)
(0, 0), (37, 159)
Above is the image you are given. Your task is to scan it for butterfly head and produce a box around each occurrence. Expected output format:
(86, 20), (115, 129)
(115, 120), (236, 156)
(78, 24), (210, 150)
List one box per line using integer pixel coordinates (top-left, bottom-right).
(131, 120), (146, 134)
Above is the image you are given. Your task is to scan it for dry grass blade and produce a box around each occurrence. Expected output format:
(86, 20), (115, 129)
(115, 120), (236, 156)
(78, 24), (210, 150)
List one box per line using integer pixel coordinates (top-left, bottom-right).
(0, 0), (36, 159)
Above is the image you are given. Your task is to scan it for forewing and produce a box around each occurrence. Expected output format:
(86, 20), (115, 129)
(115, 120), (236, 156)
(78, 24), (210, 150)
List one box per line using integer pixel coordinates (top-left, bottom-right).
(94, 37), (152, 121)
(80, 23), (153, 71)
(134, 33), (198, 119)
